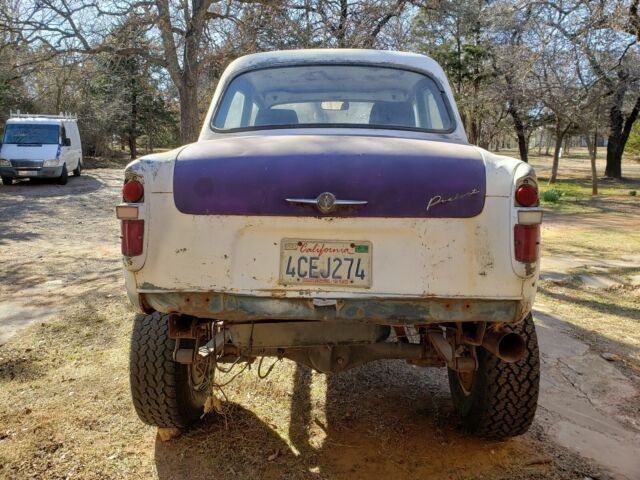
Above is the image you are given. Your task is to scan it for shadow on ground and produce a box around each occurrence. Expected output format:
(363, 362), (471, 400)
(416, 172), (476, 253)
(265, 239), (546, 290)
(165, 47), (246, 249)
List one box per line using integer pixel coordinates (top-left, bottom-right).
(0, 174), (105, 198)
(153, 361), (547, 480)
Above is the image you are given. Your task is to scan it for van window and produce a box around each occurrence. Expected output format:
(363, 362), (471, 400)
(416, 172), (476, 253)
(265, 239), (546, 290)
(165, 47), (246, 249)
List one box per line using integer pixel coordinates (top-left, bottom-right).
(3, 124), (60, 145)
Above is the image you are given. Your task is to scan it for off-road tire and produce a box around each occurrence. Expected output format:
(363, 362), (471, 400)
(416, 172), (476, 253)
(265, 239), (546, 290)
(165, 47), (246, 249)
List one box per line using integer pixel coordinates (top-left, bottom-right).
(57, 165), (68, 185)
(448, 313), (540, 439)
(1, 176), (12, 185)
(129, 312), (209, 428)
(73, 159), (82, 176)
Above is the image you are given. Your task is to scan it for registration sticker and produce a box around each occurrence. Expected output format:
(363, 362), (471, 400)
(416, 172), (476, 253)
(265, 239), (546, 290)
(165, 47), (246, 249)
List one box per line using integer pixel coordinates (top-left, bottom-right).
(279, 239), (372, 288)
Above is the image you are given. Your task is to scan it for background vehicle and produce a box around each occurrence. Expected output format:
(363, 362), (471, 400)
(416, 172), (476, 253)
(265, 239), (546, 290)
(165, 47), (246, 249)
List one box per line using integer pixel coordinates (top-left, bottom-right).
(118, 50), (542, 439)
(0, 112), (83, 185)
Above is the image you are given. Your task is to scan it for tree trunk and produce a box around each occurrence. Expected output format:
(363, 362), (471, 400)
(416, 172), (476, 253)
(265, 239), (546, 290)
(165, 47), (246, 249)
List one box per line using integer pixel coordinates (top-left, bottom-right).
(178, 82), (200, 144)
(129, 78), (138, 160)
(509, 107), (528, 162)
(605, 108), (624, 178)
(549, 126), (567, 184)
(605, 94), (640, 178)
(545, 132), (551, 156)
(586, 130), (598, 195)
(537, 130), (543, 156)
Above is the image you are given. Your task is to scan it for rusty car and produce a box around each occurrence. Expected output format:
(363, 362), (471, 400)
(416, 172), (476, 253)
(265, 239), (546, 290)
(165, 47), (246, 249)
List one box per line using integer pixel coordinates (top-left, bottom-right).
(117, 49), (543, 439)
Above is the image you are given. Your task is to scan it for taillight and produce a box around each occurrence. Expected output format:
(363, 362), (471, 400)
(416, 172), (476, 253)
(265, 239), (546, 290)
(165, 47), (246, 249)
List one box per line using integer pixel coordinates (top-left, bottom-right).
(515, 183), (538, 207)
(514, 224), (539, 263)
(121, 220), (144, 256)
(123, 180), (144, 203)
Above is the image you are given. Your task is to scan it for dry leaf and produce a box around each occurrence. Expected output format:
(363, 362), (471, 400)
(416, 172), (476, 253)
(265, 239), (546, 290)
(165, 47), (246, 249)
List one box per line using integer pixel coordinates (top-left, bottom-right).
(204, 395), (223, 414)
(157, 427), (181, 442)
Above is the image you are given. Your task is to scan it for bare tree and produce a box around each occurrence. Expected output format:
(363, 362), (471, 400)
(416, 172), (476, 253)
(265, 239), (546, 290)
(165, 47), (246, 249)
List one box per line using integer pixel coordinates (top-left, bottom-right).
(1, 1), (249, 144)
(545, 0), (640, 178)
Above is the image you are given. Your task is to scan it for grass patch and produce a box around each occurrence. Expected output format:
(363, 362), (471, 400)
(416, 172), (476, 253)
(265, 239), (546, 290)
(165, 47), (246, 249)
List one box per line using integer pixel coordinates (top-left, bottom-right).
(542, 225), (640, 260)
(537, 279), (640, 363)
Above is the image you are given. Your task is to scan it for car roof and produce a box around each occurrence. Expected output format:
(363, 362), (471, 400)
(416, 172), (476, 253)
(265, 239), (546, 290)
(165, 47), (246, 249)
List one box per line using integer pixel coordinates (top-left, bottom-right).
(200, 49), (468, 144)
(225, 49), (446, 80)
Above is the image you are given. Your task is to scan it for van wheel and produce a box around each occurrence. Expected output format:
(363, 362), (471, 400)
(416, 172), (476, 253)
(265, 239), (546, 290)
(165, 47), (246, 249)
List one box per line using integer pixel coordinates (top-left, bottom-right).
(73, 160), (82, 176)
(129, 312), (211, 428)
(1, 176), (12, 185)
(57, 165), (68, 185)
(447, 313), (540, 439)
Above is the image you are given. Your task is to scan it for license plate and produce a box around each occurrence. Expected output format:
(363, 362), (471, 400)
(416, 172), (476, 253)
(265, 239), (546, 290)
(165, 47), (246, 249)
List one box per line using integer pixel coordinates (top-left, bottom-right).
(280, 239), (372, 288)
(17, 170), (35, 176)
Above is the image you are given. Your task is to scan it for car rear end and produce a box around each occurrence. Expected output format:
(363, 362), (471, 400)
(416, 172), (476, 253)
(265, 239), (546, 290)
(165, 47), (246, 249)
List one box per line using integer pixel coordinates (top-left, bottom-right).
(121, 50), (542, 439)
(119, 137), (541, 326)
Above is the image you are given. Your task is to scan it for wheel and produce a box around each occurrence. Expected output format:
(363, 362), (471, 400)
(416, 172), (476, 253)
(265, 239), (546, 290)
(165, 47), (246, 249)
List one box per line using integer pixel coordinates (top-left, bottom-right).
(129, 312), (211, 428)
(1, 176), (13, 185)
(73, 159), (82, 176)
(57, 164), (68, 185)
(448, 313), (540, 439)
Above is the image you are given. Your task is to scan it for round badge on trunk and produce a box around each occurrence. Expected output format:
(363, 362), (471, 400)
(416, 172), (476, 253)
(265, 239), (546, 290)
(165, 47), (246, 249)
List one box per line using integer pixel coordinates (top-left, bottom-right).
(316, 192), (336, 214)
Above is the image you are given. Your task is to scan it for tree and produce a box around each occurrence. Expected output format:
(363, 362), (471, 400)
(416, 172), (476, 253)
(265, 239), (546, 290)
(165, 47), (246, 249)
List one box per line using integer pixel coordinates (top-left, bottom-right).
(2, 1), (417, 145)
(1, 1), (239, 144)
(545, 0), (640, 178)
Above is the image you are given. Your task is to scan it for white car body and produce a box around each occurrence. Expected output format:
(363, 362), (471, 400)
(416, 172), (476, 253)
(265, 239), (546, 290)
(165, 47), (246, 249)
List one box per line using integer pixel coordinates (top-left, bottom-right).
(122, 50), (543, 437)
(0, 114), (82, 182)
(120, 50), (541, 326)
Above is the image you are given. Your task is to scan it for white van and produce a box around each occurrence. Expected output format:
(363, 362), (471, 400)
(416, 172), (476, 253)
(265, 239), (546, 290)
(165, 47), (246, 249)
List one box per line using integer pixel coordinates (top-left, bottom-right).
(0, 112), (83, 185)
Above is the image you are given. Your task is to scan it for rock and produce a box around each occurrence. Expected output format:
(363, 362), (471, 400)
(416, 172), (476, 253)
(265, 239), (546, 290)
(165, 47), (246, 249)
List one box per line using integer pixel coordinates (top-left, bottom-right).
(578, 275), (621, 289)
(601, 352), (622, 362)
(540, 272), (572, 283)
(267, 449), (280, 461)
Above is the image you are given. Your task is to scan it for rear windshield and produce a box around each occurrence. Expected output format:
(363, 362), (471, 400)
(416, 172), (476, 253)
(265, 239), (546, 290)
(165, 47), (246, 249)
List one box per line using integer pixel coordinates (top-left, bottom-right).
(212, 65), (453, 133)
(3, 124), (59, 144)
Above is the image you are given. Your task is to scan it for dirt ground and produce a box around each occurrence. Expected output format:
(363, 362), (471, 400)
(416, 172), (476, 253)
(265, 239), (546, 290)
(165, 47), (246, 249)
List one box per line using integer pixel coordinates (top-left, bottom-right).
(0, 152), (639, 480)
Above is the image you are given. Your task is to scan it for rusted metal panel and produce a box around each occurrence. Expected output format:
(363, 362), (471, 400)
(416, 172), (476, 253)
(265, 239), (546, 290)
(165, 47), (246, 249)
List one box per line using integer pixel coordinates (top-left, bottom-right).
(143, 291), (519, 325)
(227, 322), (390, 348)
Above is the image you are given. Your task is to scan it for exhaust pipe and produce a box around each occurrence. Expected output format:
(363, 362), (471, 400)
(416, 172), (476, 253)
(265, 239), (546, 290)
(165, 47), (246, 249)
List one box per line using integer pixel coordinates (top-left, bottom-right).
(482, 331), (526, 363)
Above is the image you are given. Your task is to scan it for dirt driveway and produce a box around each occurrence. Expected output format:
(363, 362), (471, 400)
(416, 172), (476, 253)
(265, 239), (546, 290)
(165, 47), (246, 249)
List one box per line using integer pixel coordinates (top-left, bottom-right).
(0, 168), (638, 479)
(0, 169), (122, 344)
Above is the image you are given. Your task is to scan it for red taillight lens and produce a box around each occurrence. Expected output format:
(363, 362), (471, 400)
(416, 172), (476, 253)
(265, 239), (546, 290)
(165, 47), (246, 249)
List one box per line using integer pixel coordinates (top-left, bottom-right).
(121, 220), (144, 256)
(123, 180), (144, 203)
(514, 224), (539, 263)
(515, 184), (538, 207)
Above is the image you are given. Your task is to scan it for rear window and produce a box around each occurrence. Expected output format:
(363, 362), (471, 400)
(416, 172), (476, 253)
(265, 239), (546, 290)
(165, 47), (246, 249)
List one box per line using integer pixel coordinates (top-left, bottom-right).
(3, 124), (59, 144)
(212, 65), (453, 133)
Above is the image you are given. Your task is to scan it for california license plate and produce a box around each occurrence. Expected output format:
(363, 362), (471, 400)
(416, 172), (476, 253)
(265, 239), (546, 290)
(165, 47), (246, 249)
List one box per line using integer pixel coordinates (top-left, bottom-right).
(280, 239), (372, 288)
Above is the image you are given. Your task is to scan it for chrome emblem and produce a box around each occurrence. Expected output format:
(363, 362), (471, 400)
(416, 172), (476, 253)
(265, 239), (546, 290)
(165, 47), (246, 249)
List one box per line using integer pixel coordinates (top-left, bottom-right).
(316, 192), (336, 214)
(285, 193), (368, 214)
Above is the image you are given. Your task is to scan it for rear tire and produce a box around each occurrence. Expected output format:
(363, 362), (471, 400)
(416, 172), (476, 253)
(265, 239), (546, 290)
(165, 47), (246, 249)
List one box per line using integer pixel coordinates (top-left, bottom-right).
(57, 165), (68, 185)
(1, 176), (12, 185)
(129, 312), (210, 428)
(448, 313), (540, 439)
(73, 159), (82, 176)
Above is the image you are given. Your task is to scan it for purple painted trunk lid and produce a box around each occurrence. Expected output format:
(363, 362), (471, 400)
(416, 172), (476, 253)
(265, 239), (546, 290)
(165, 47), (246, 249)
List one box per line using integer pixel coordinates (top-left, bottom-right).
(173, 134), (486, 218)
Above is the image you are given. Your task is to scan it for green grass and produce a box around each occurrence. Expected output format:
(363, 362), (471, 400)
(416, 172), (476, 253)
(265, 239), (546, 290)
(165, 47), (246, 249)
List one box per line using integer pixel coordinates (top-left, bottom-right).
(535, 178), (640, 214)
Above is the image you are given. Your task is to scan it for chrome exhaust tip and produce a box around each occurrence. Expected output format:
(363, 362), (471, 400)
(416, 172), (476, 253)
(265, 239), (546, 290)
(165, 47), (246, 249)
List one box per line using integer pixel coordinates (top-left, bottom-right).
(482, 331), (526, 363)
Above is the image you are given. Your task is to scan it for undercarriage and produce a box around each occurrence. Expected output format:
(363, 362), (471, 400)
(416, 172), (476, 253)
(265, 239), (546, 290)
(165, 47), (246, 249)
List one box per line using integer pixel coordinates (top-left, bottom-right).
(166, 314), (527, 375)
